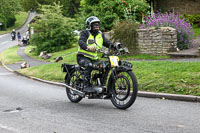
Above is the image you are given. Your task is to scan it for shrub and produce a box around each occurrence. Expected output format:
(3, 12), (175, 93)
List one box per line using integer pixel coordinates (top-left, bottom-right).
(0, 13), (16, 29)
(30, 3), (77, 54)
(111, 20), (139, 53)
(6, 14), (16, 27)
(181, 13), (200, 25)
(0, 14), (7, 30)
(76, 0), (150, 31)
(140, 11), (194, 50)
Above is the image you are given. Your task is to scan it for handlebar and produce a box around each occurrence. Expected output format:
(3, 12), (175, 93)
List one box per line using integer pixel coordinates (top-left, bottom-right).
(87, 39), (130, 57)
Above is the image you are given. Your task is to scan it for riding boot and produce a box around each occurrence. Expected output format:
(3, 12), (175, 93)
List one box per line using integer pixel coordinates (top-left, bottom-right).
(83, 75), (95, 93)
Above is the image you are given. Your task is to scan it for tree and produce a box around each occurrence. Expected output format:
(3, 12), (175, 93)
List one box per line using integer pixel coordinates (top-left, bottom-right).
(21, 0), (81, 17)
(59, 0), (81, 17)
(0, 0), (21, 29)
(21, 0), (38, 11)
(76, 0), (150, 31)
(30, 3), (77, 54)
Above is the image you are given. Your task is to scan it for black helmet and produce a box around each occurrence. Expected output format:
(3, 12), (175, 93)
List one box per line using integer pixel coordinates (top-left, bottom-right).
(86, 16), (100, 30)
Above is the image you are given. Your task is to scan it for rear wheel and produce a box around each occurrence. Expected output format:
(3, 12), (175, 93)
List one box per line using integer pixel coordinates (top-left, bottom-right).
(110, 71), (138, 109)
(66, 69), (83, 103)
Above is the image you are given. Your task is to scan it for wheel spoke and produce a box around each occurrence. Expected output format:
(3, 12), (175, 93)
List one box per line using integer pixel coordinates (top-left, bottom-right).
(66, 69), (83, 102)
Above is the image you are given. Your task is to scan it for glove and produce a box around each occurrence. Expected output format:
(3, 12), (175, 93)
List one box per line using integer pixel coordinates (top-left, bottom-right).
(110, 44), (116, 50)
(87, 45), (96, 52)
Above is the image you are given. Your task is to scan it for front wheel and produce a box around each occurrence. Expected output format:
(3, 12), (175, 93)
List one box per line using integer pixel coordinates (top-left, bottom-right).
(66, 69), (83, 103)
(110, 71), (138, 109)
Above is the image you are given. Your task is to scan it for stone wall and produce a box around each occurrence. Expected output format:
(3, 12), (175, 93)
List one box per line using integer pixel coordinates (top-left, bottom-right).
(137, 27), (177, 55)
(155, 0), (200, 14)
(104, 27), (177, 56)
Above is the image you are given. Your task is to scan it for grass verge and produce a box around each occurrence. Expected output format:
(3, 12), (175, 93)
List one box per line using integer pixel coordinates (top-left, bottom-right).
(0, 46), (23, 64)
(18, 56), (200, 96)
(25, 45), (170, 61)
(1, 44), (195, 96)
(25, 45), (77, 63)
(193, 24), (200, 38)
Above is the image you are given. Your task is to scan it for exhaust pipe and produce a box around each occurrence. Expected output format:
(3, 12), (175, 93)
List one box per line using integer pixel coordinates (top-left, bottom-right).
(64, 84), (85, 97)
(44, 81), (85, 97)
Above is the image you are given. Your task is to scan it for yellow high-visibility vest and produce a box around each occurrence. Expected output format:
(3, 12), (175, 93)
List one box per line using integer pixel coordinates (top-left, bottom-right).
(78, 32), (103, 60)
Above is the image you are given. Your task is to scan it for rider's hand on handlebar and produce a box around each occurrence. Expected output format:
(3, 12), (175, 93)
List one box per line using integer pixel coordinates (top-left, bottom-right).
(87, 45), (96, 52)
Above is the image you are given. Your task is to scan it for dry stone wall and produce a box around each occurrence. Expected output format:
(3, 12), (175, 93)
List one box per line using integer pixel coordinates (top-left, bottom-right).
(137, 27), (177, 55)
(104, 27), (177, 56)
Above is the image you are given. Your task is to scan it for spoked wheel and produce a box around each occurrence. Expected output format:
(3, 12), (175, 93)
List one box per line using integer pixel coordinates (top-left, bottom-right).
(66, 69), (83, 103)
(110, 71), (138, 109)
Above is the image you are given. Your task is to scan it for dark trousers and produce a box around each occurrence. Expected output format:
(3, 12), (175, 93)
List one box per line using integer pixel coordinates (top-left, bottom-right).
(77, 55), (94, 87)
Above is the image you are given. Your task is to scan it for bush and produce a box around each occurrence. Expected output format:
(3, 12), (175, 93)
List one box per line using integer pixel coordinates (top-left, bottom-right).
(30, 3), (77, 54)
(140, 11), (194, 50)
(0, 14), (7, 30)
(6, 14), (16, 27)
(76, 0), (150, 31)
(111, 20), (139, 53)
(0, 13), (16, 29)
(181, 13), (200, 25)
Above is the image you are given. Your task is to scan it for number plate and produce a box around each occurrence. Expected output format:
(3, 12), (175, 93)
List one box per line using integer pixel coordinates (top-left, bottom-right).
(109, 56), (119, 67)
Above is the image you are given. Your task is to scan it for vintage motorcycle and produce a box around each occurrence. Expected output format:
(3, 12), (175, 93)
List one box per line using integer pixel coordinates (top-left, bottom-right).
(61, 40), (138, 109)
(11, 33), (16, 41)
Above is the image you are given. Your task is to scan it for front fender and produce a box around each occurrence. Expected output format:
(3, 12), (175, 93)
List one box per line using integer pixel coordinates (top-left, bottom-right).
(116, 66), (132, 72)
(107, 66), (132, 91)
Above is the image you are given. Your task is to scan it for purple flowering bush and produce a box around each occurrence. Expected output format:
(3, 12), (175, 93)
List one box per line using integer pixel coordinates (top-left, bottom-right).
(140, 12), (194, 50)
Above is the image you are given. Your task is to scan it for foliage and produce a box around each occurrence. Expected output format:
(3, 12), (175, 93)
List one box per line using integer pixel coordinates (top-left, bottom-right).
(76, 0), (150, 31)
(0, 12), (28, 34)
(21, 0), (81, 18)
(59, 0), (81, 17)
(111, 20), (139, 53)
(21, 0), (38, 11)
(0, 0), (21, 29)
(140, 11), (194, 50)
(0, 14), (7, 29)
(181, 13), (200, 25)
(30, 3), (77, 54)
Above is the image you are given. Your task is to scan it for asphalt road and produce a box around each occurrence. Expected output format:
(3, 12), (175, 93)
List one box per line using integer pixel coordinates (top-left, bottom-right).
(0, 66), (200, 133)
(0, 12), (200, 133)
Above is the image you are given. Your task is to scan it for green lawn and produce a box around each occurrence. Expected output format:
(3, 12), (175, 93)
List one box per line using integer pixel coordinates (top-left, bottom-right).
(25, 45), (170, 62)
(0, 12), (28, 34)
(193, 24), (200, 37)
(18, 60), (200, 96)
(0, 46), (24, 64)
(25, 45), (77, 63)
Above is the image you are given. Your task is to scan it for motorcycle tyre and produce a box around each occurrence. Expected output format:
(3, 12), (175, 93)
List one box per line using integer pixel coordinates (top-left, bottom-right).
(110, 71), (138, 110)
(66, 69), (83, 103)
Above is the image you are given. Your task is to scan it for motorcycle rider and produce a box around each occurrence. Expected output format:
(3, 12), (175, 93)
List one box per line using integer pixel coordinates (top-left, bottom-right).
(77, 16), (114, 93)
(11, 29), (16, 40)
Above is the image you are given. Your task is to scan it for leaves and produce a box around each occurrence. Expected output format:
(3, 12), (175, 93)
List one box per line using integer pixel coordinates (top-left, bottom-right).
(30, 3), (77, 54)
(76, 0), (150, 31)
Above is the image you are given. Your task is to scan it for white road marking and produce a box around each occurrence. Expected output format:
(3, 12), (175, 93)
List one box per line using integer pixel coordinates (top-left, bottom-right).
(0, 34), (8, 39)
(0, 73), (13, 76)
(1, 41), (9, 44)
(0, 123), (19, 133)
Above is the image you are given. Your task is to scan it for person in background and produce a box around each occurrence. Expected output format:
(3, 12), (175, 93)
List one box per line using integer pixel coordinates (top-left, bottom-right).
(11, 29), (16, 41)
(22, 33), (27, 46)
(17, 32), (21, 46)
